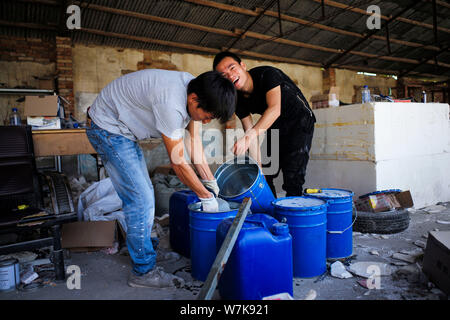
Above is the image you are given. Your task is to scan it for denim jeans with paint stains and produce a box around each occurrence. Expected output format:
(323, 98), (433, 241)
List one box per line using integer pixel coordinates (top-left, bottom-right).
(86, 121), (156, 275)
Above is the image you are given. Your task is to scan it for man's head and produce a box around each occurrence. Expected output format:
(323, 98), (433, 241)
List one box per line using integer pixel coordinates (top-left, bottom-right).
(187, 71), (236, 124)
(213, 51), (251, 92)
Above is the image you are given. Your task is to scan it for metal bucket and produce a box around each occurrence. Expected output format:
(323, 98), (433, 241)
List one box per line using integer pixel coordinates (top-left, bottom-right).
(308, 188), (355, 259)
(273, 196), (328, 278)
(215, 156), (275, 214)
(0, 258), (20, 292)
(188, 201), (240, 281)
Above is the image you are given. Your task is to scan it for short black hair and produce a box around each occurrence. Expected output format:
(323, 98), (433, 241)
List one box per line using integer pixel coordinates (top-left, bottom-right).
(213, 51), (242, 70)
(187, 71), (237, 124)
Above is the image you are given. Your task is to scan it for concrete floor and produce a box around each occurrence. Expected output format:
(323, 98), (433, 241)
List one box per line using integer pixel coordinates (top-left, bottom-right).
(1, 201), (449, 301)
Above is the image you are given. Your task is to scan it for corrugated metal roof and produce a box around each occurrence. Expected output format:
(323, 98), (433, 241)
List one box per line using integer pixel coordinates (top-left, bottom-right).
(0, 0), (449, 79)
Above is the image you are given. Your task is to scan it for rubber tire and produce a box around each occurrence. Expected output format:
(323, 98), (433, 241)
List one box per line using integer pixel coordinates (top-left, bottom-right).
(352, 209), (410, 234)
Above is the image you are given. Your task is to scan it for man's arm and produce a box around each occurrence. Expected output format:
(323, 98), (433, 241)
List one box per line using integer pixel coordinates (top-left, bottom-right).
(240, 115), (261, 167)
(233, 85), (281, 156)
(161, 132), (212, 199)
(185, 120), (215, 181)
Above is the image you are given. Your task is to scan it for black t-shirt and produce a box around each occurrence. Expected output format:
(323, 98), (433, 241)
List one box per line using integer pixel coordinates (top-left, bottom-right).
(235, 66), (315, 132)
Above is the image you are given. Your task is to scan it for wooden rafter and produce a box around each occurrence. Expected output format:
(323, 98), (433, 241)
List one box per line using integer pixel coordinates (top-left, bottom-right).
(323, 1), (420, 69)
(312, 0), (450, 34)
(184, 0), (441, 52)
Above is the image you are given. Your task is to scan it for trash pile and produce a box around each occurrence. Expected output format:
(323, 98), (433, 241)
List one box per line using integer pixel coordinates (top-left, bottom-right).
(0, 248), (62, 292)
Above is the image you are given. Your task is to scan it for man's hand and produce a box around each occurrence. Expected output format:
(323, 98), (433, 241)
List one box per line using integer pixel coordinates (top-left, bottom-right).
(232, 130), (256, 155)
(199, 195), (219, 212)
(201, 179), (220, 197)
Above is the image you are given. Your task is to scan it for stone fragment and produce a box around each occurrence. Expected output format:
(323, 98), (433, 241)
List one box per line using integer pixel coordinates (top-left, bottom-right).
(422, 205), (446, 214)
(413, 240), (426, 249)
(330, 261), (353, 279)
(392, 252), (416, 264)
(348, 261), (393, 278)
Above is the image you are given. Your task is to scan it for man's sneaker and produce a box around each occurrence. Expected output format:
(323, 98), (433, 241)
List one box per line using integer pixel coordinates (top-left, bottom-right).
(156, 251), (181, 263)
(127, 266), (185, 289)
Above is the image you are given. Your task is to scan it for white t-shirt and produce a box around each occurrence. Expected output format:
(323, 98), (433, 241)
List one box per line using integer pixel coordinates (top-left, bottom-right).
(89, 69), (193, 140)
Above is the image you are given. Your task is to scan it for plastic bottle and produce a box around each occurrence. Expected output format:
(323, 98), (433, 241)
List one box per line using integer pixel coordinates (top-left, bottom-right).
(361, 85), (371, 103)
(422, 91), (427, 103)
(328, 93), (339, 107)
(9, 108), (21, 126)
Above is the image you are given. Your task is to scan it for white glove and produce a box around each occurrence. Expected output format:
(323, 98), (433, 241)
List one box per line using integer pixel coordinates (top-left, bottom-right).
(201, 179), (220, 197)
(199, 196), (219, 212)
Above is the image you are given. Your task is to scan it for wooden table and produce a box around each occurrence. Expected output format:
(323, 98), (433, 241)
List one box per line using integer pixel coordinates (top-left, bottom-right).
(32, 128), (96, 157)
(32, 128), (163, 174)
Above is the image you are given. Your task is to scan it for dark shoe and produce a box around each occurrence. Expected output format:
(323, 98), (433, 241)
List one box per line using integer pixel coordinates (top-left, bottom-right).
(127, 267), (184, 289)
(156, 251), (181, 263)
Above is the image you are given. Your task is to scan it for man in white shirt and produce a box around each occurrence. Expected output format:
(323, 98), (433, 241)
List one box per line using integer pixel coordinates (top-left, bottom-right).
(87, 69), (236, 288)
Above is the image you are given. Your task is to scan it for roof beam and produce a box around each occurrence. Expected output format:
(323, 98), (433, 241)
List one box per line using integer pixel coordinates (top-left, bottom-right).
(0, 19), (58, 31)
(184, 0), (441, 52)
(324, 1), (420, 69)
(76, 2), (450, 69)
(80, 27), (446, 79)
(2, 18), (443, 78)
(312, 0), (450, 34)
(80, 27), (320, 67)
(398, 44), (450, 78)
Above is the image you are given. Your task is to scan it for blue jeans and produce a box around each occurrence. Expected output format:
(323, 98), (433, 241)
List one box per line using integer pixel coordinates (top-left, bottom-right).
(86, 121), (156, 275)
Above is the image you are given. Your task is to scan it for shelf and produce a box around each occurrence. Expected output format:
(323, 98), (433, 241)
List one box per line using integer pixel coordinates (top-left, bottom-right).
(0, 88), (54, 95)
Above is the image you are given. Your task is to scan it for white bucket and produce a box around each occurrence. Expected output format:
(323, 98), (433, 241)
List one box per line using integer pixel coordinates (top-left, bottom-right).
(0, 258), (20, 292)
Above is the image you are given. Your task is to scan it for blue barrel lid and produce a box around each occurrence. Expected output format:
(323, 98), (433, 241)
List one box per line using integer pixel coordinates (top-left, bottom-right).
(308, 188), (354, 200)
(272, 196), (327, 210)
(359, 189), (401, 199)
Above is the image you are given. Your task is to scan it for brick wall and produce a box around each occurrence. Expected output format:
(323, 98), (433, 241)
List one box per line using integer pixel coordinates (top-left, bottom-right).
(0, 35), (75, 116)
(0, 36), (56, 63)
(55, 36), (74, 115)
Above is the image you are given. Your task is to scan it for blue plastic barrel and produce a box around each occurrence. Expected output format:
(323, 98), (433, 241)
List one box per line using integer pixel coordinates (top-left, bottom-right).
(189, 201), (239, 281)
(308, 188), (354, 259)
(169, 189), (199, 258)
(273, 197), (328, 278)
(216, 213), (293, 300)
(215, 156), (274, 214)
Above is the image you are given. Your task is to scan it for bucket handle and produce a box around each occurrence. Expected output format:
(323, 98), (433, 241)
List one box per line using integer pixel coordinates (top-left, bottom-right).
(327, 202), (358, 235)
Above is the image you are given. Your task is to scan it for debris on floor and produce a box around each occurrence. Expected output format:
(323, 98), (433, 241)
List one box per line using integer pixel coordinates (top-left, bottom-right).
(330, 261), (353, 279)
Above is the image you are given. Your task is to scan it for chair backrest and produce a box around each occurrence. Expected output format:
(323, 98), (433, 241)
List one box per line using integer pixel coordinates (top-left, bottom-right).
(0, 125), (42, 210)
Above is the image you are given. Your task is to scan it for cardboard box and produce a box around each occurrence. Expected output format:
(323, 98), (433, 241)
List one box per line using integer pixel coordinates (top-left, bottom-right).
(27, 116), (61, 130)
(24, 95), (59, 117)
(38, 79), (55, 90)
(422, 231), (450, 295)
(355, 190), (414, 213)
(61, 221), (117, 252)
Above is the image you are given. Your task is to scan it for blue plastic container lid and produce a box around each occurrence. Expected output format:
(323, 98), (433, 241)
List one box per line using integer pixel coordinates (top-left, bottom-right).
(271, 223), (290, 236)
(272, 197), (326, 210)
(309, 188), (354, 200)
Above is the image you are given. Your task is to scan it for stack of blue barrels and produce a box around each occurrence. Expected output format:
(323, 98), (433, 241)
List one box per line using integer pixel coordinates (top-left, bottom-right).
(168, 155), (355, 299)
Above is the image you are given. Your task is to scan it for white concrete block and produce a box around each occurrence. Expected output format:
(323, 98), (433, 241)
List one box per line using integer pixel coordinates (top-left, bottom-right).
(375, 153), (450, 209)
(374, 103), (449, 160)
(312, 103), (375, 161)
(307, 102), (450, 208)
(305, 159), (376, 198)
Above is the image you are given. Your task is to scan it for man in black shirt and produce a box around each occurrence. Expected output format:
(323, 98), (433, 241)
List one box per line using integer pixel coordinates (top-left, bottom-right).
(213, 52), (316, 197)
